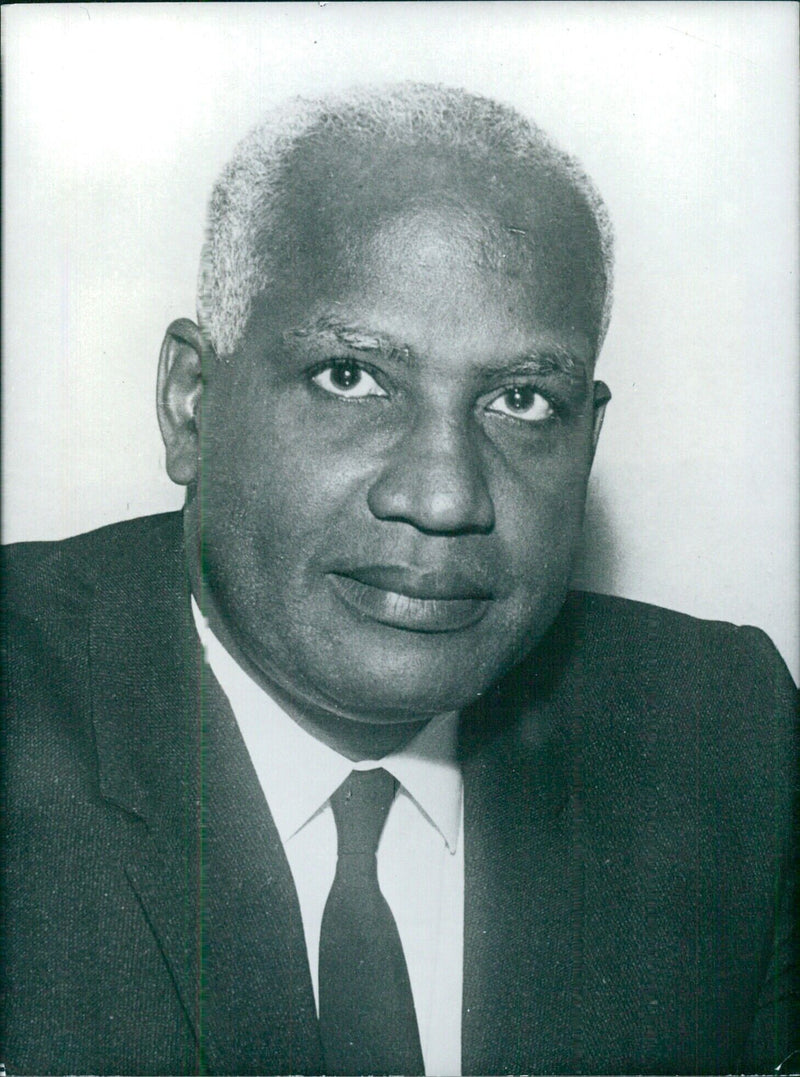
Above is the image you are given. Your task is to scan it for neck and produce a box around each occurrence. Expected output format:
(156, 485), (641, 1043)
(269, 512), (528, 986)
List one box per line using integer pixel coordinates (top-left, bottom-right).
(284, 709), (430, 762)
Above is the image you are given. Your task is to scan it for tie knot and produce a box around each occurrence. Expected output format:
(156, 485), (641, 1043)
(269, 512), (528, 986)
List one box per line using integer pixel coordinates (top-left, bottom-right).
(329, 768), (397, 856)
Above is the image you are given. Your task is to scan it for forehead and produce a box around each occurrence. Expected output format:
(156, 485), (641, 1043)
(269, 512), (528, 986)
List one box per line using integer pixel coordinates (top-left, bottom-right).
(259, 130), (605, 348)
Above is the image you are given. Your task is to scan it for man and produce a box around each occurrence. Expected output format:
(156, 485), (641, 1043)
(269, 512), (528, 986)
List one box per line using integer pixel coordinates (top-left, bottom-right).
(2, 84), (797, 1076)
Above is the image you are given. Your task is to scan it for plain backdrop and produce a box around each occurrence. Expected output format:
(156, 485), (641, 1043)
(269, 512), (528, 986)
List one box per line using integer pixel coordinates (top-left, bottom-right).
(3, 2), (798, 678)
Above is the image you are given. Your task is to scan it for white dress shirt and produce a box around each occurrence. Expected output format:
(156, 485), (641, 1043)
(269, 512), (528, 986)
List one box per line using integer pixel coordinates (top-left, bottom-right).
(192, 600), (464, 1076)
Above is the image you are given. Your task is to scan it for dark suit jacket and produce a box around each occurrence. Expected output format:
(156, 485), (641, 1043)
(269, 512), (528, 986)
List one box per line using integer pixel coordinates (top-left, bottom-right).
(2, 512), (797, 1075)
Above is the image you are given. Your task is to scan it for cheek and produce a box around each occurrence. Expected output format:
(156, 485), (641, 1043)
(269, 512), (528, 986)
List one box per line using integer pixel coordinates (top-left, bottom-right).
(494, 439), (593, 575)
(201, 391), (379, 559)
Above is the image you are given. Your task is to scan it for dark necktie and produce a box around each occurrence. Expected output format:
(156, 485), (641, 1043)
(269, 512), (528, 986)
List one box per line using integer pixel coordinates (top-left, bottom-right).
(318, 768), (425, 1076)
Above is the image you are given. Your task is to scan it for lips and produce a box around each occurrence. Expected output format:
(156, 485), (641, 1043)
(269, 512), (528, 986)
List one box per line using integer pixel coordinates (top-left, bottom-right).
(327, 565), (493, 633)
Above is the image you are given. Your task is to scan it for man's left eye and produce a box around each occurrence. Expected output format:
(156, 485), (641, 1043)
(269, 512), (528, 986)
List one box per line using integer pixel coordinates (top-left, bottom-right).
(311, 360), (387, 399)
(485, 386), (554, 422)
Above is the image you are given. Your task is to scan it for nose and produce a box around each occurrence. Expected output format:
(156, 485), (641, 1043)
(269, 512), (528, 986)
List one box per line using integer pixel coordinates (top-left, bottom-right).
(367, 413), (495, 535)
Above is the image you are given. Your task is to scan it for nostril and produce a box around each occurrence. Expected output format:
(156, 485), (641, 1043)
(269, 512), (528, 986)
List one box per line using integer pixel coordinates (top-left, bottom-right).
(366, 450), (495, 536)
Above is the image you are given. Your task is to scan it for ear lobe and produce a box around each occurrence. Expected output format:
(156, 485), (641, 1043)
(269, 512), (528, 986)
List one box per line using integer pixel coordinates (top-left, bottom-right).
(157, 319), (208, 485)
(590, 379), (611, 460)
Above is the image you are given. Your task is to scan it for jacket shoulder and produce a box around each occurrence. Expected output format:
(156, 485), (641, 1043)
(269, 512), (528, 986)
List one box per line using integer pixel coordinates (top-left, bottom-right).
(550, 590), (798, 807)
(2, 512), (183, 621)
(1, 512), (186, 806)
(565, 589), (795, 691)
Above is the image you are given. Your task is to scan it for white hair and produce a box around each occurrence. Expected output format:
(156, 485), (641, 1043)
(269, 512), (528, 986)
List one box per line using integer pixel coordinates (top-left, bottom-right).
(197, 82), (614, 358)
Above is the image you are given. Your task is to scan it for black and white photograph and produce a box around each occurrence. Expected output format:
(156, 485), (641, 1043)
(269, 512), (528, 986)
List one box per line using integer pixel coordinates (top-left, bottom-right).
(2, 3), (798, 1074)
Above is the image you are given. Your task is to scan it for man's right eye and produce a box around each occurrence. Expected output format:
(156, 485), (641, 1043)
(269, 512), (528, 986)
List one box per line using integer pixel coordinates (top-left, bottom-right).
(311, 360), (387, 399)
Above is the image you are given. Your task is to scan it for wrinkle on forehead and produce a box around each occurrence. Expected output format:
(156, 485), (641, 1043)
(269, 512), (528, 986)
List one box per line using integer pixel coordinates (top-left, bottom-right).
(360, 200), (538, 281)
(341, 201), (597, 351)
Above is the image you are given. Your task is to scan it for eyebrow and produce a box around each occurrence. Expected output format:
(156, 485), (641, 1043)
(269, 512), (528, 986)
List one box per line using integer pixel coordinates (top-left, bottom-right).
(284, 318), (418, 365)
(284, 317), (586, 379)
(478, 350), (586, 381)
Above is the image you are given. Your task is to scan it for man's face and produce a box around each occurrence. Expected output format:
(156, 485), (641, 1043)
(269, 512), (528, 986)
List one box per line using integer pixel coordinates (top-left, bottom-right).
(192, 144), (607, 723)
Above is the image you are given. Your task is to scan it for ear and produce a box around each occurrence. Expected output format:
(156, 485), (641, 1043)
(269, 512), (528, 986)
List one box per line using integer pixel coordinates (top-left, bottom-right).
(157, 318), (209, 485)
(590, 380), (611, 461)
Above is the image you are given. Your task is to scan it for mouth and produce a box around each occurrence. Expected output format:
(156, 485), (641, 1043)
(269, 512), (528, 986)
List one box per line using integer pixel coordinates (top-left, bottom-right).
(327, 565), (493, 633)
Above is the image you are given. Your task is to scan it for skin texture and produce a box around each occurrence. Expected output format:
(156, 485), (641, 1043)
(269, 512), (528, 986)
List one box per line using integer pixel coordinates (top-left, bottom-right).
(158, 139), (610, 759)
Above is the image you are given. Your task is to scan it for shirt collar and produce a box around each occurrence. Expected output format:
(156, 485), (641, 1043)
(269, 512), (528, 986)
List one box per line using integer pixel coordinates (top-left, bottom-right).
(191, 599), (462, 853)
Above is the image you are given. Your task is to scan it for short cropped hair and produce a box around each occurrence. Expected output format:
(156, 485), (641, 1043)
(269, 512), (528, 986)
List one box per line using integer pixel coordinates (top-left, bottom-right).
(197, 82), (614, 359)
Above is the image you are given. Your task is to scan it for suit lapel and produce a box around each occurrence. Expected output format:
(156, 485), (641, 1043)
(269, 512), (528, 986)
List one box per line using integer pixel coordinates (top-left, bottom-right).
(197, 667), (323, 1074)
(88, 515), (205, 1054)
(88, 513), (322, 1074)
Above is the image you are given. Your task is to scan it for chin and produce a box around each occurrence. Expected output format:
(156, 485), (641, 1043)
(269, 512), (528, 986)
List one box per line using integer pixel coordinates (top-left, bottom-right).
(324, 677), (488, 722)
(299, 635), (520, 722)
